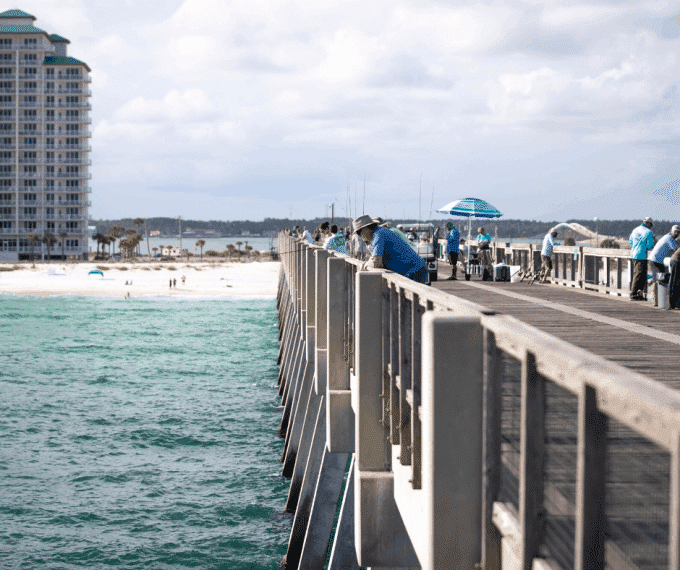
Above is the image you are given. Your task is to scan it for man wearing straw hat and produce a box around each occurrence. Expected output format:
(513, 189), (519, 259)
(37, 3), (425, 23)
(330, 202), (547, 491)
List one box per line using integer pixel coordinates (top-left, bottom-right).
(352, 214), (428, 284)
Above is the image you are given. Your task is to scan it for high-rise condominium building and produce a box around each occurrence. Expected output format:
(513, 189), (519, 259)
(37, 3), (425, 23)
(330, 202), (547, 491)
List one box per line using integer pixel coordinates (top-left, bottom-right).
(0, 9), (91, 262)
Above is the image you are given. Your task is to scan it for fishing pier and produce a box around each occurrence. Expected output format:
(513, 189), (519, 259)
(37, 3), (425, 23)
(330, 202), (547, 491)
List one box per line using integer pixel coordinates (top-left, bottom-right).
(274, 233), (680, 570)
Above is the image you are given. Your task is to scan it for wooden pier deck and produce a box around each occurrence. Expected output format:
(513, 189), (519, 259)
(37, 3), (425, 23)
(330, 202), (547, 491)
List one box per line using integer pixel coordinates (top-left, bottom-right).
(434, 274), (680, 570)
(433, 276), (680, 388)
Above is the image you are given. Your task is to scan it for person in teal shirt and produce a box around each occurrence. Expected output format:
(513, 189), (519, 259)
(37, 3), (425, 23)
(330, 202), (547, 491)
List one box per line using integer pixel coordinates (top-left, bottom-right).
(476, 227), (492, 279)
(628, 217), (655, 300)
(445, 222), (460, 280)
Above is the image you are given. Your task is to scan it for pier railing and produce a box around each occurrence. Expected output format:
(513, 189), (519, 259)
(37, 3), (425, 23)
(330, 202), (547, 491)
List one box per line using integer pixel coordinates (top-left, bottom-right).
(438, 240), (636, 295)
(277, 233), (680, 570)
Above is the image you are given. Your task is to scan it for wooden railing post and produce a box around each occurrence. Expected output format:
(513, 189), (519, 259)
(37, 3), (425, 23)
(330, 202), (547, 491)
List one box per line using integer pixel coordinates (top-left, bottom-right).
(315, 249), (329, 396)
(575, 384), (607, 570)
(520, 351), (545, 569)
(670, 434), (680, 570)
(421, 313), (483, 568)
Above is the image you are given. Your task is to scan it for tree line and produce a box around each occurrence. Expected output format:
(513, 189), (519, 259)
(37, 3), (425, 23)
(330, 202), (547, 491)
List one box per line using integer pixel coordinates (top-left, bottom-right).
(93, 217), (680, 240)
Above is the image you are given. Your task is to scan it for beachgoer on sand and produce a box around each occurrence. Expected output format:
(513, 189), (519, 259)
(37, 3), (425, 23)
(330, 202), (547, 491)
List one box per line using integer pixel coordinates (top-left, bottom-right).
(182, 275), (186, 285)
(169, 279), (172, 288)
(173, 278), (177, 288)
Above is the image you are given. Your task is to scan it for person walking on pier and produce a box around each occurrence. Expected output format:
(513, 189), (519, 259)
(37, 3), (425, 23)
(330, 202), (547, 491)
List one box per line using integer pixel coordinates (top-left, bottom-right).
(540, 230), (559, 283)
(353, 214), (428, 284)
(445, 222), (460, 280)
(476, 227), (492, 279)
(629, 217), (655, 300)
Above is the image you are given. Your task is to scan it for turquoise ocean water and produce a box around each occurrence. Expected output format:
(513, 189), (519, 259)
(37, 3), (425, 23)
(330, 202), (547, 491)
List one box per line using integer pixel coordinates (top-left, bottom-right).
(0, 295), (291, 569)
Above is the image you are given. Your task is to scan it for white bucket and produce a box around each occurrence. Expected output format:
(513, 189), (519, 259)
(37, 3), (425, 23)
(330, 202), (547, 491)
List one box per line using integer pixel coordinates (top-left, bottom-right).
(509, 265), (522, 282)
(658, 282), (669, 309)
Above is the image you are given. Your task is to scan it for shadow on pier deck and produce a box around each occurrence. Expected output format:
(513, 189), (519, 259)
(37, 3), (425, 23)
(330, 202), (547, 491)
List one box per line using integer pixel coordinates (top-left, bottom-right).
(274, 234), (680, 570)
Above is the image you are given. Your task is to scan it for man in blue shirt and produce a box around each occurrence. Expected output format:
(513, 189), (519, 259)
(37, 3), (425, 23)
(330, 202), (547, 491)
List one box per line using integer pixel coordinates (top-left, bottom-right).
(628, 217), (655, 300)
(445, 222), (460, 280)
(540, 230), (558, 283)
(352, 214), (427, 284)
(648, 225), (679, 280)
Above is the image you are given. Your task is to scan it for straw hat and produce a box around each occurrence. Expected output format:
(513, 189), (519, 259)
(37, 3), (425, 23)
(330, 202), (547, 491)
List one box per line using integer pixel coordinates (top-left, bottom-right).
(352, 214), (376, 234)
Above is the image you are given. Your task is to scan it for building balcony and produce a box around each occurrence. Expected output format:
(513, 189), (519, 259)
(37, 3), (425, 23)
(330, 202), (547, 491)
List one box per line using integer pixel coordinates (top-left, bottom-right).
(18, 130), (42, 136)
(0, 158), (13, 164)
(0, 170), (14, 177)
(45, 171), (91, 179)
(17, 200), (45, 206)
(17, 88), (39, 94)
(56, 74), (90, 83)
(44, 158), (92, 165)
(18, 101), (42, 108)
(0, 43), (54, 51)
(61, 200), (91, 207)
(18, 158), (39, 164)
(0, 213), (14, 219)
(54, 102), (91, 109)
(18, 213), (39, 220)
(48, 144), (91, 151)
(53, 88), (92, 96)
(49, 116), (92, 124)
(17, 73), (43, 80)
(16, 228), (43, 235)
(0, 88), (14, 94)
(19, 116), (41, 122)
(0, 101), (14, 108)
(0, 227), (17, 234)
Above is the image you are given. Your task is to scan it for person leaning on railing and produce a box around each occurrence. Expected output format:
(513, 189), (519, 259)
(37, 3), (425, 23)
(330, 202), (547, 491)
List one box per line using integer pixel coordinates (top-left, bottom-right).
(628, 217), (655, 301)
(352, 214), (428, 284)
(539, 230), (559, 284)
(648, 224), (679, 283)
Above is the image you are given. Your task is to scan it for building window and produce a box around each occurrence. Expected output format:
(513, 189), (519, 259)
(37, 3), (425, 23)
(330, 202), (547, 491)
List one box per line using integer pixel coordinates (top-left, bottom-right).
(66, 180), (79, 187)
(23, 39), (37, 45)
(23, 179), (36, 187)
(46, 67), (54, 76)
(23, 221), (37, 229)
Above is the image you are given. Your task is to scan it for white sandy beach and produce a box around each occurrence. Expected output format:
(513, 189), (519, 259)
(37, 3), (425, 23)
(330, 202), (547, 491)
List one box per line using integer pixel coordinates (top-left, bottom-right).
(0, 261), (281, 299)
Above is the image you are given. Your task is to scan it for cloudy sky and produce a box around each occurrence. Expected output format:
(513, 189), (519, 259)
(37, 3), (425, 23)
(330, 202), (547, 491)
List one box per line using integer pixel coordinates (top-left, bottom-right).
(22, 0), (680, 221)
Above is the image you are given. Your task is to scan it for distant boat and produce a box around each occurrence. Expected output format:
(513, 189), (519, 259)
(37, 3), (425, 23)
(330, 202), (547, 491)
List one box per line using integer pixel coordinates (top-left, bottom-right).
(89, 269), (103, 276)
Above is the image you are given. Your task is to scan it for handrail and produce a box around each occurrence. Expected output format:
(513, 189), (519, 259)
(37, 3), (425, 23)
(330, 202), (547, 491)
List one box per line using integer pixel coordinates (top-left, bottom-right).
(277, 232), (680, 570)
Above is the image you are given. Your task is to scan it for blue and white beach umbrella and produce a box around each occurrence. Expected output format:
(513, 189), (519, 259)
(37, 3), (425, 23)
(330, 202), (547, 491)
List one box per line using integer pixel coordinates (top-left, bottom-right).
(436, 197), (502, 219)
(436, 197), (503, 270)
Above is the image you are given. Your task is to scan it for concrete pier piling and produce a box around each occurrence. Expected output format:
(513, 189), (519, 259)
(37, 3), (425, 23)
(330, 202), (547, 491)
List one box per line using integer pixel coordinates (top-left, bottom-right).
(274, 233), (680, 570)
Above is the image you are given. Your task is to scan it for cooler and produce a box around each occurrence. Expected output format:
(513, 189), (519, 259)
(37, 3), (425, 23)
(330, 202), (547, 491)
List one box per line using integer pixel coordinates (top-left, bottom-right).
(494, 264), (510, 282)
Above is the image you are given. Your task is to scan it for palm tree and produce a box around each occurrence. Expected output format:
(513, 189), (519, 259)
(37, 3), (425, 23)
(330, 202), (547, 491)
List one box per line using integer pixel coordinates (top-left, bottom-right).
(42, 231), (57, 263)
(27, 232), (40, 266)
(59, 230), (68, 260)
(226, 243), (236, 262)
(235, 241), (243, 262)
(152, 247), (158, 258)
(244, 245), (253, 261)
(133, 218), (145, 256)
(107, 225), (124, 257)
(251, 249), (261, 262)
(196, 239), (206, 260)
(158, 244), (165, 258)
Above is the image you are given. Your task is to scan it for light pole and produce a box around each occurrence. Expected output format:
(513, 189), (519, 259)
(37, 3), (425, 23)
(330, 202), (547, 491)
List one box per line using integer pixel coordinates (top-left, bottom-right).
(594, 217), (598, 247)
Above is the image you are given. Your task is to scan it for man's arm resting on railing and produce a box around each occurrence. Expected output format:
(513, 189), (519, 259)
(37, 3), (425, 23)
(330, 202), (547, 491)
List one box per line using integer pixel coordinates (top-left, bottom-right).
(360, 255), (384, 271)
